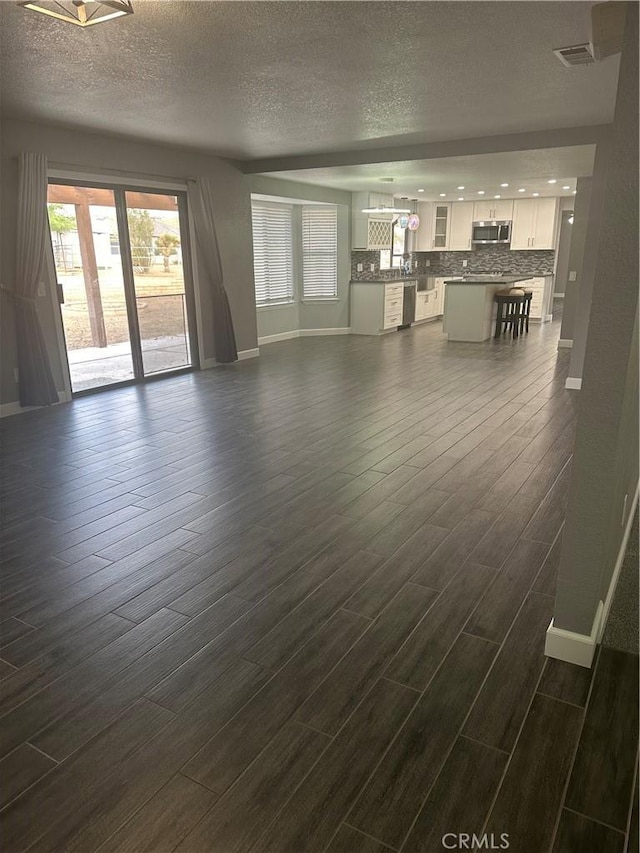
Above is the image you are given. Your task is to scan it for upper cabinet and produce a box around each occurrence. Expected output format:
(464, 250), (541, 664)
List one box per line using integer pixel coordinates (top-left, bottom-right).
(413, 202), (434, 251)
(432, 203), (451, 249)
(472, 199), (514, 221)
(352, 192), (395, 250)
(510, 198), (558, 250)
(448, 202), (475, 251)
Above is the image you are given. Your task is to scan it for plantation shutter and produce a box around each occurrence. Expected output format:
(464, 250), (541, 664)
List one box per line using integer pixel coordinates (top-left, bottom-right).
(302, 206), (338, 299)
(251, 202), (294, 305)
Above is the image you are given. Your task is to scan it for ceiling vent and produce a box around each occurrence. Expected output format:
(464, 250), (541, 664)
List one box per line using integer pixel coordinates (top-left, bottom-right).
(553, 43), (596, 68)
(553, 3), (627, 68)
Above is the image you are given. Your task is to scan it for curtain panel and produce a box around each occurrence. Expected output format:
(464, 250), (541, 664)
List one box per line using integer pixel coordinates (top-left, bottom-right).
(14, 152), (59, 406)
(187, 178), (238, 364)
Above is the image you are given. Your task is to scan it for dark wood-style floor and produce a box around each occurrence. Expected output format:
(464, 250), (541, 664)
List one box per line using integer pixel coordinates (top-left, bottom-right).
(1, 313), (637, 852)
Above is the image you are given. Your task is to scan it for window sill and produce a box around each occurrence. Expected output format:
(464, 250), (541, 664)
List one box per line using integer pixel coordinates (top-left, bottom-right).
(256, 301), (296, 311)
(301, 298), (340, 304)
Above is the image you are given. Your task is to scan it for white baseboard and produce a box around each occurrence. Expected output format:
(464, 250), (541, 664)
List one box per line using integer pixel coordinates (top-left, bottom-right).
(598, 484), (640, 642)
(257, 330), (299, 345)
(545, 601), (604, 669)
(299, 328), (351, 337)
(200, 358), (217, 370)
(565, 377), (582, 390)
(0, 390), (71, 418)
(558, 339), (574, 349)
(542, 313), (554, 323)
(258, 328), (350, 345)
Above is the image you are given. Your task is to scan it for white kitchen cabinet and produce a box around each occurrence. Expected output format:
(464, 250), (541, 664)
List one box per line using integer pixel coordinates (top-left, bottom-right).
(414, 291), (430, 321)
(448, 202), (474, 251)
(473, 199), (514, 221)
(510, 198), (558, 250)
(432, 203), (450, 249)
(352, 192), (395, 250)
(529, 198), (558, 249)
(413, 202), (434, 252)
(518, 276), (553, 320)
(351, 281), (405, 334)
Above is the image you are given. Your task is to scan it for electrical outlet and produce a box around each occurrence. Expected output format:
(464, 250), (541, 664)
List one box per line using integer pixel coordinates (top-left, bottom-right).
(569, 271), (577, 281)
(356, 263), (363, 272)
(425, 259), (431, 267)
(370, 264), (375, 272)
(37, 281), (46, 298)
(462, 260), (468, 268)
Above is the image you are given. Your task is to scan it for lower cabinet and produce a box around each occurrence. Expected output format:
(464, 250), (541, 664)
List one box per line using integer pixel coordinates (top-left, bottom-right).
(518, 276), (552, 320)
(351, 281), (405, 335)
(414, 284), (444, 322)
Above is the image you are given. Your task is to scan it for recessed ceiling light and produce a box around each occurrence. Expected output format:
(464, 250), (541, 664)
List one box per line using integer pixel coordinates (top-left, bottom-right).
(532, 192), (540, 197)
(573, 190), (577, 194)
(439, 193), (446, 197)
(458, 197), (464, 201)
(457, 186), (465, 190)
(548, 179), (557, 184)
(562, 185), (571, 190)
(500, 183), (509, 188)
(477, 190), (485, 195)
(518, 188), (526, 192)
(494, 195), (501, 199)
(417, 189), (425, 193)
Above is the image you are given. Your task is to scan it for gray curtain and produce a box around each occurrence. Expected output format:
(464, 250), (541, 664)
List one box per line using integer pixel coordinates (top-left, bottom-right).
(187, 178), (238, 364)
(14, 152), (58, 406)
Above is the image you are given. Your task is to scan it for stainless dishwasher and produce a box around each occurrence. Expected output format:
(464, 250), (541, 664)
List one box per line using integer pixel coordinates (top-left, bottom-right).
(400, 281), (416, 328)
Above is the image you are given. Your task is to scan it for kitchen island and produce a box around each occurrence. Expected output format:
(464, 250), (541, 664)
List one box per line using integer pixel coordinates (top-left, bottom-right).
(442, 276), (533, 342)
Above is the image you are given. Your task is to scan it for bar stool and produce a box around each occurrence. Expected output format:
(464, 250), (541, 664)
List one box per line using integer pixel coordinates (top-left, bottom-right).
(494, 289), (526, 338)
(520, 291), (533, 334)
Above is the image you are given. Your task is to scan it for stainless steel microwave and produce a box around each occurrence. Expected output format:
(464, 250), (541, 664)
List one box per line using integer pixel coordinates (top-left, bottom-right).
(471, 221), (512, 245)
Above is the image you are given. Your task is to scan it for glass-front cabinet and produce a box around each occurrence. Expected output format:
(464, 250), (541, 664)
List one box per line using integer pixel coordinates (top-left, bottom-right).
(432, 204), (450, 248)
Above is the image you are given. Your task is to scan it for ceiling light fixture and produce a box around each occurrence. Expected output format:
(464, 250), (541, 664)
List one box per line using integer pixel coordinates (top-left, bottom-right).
(439, 193), (446, 197)
(500, 183), (509, 188)
(518, 188), (526, 192)
(494, 195), (501, 199)
(417, 189), (425, 193)
(548, 179), (557, 184)
(477, 190), (485, 195)
(457, 197), (464, 201)
(18, 0), (133, 26)
(533, 192), (540, 197)
(562, 185), (571, 190)
(457, 186), (465, 190)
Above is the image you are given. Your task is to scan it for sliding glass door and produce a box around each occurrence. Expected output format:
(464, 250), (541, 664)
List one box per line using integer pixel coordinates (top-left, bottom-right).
(47, 183), (195, 393)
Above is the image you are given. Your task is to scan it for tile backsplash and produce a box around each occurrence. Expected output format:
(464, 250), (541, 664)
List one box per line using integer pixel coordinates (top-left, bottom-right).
(351, 244), (555, 279)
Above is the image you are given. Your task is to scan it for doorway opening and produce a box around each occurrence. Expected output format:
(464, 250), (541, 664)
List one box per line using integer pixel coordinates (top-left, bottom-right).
(47, 183), (196, 393)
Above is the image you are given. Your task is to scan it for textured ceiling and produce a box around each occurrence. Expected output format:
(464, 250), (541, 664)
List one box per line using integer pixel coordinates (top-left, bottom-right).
(0, 1), (620, 161)
(266, 146), (595, 199)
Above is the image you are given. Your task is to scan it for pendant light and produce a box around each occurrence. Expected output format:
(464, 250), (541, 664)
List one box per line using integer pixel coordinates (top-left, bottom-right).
(18, 1), (133, 27)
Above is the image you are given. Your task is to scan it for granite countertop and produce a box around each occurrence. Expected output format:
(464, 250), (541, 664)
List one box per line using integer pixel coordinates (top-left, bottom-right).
(444, 275), (536, 285)
(350, 276), (430, 284)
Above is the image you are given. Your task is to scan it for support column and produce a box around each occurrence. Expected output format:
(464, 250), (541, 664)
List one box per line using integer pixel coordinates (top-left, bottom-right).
(75, 203), (107, 348)
(546, 4), (639, 667)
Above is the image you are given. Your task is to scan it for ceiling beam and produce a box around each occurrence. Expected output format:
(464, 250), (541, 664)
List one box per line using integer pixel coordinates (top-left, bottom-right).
(240, 125), (612, 175)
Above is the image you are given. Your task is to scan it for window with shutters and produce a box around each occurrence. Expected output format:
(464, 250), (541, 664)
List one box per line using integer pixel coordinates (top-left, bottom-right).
(302, 205), (338, 300)
(251, 202), (294, 306)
